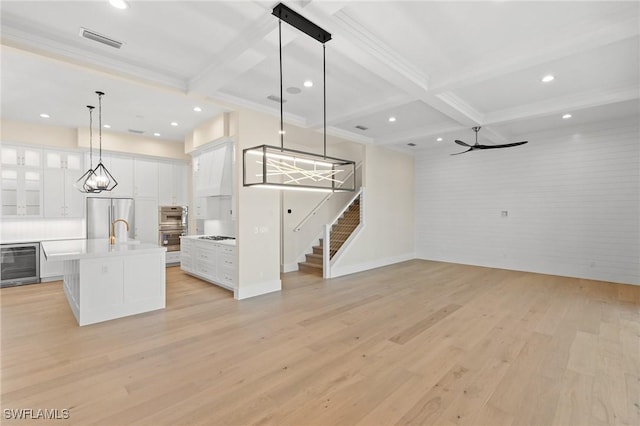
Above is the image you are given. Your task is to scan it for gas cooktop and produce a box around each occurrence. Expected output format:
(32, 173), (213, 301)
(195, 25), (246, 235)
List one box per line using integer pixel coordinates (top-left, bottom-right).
(198, 235), (236, 241)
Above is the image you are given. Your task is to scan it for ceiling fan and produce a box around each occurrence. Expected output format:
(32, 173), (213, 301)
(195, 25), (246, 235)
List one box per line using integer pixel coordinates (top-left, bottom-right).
(452, 126), (527, 155)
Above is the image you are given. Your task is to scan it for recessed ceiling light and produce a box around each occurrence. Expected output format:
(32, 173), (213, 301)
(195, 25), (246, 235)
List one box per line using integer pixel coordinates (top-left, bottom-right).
(388, 116), (396, 123)
(39, 113), (50, 118)
(103, 124), (111, 129)
(170, 122), (178, 126)
(193, 106), (202, 112)
(109, 0), (128, 10)
(303, 80), (313, 88)
(436, 137), (443, 142)
(541, 75), (555, 83)
(153, 132), (161, 137)
(562, 114), (572, 119)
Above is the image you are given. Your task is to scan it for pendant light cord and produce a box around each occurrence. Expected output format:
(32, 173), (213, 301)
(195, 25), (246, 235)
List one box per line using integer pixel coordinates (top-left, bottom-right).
(323, 43), (326, 159)
(88, 106), (94, 167)
(96, 91), (104, 162)
(279, 19), (284, 151)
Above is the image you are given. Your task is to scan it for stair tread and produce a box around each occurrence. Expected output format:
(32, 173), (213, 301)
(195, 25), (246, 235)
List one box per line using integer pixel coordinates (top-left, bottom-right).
(298, 261), (322, 269)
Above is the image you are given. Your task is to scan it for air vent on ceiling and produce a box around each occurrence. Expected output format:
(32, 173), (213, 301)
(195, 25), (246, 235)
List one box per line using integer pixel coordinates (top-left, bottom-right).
(267, 95), (286, 103)
(407, 142), (416, 147)
(128, 129), (145, 135)
(355, 125), (368, 131)
(79, 27), (123, 49)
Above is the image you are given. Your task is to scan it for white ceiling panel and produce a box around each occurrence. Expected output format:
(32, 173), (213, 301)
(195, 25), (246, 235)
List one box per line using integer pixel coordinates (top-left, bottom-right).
(1, 46), (225, 142)
(453, 37), (640, 114)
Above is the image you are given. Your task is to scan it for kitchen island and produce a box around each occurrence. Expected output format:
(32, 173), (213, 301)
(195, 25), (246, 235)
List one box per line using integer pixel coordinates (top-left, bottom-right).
(41, 239), (166, 326)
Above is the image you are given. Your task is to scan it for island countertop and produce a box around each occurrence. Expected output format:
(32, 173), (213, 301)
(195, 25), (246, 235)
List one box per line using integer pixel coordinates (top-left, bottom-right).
(42, 239), (166, 262)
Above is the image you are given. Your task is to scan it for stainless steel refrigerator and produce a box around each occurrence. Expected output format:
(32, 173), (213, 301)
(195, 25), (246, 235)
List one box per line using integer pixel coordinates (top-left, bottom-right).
(87, 197), (135, 240)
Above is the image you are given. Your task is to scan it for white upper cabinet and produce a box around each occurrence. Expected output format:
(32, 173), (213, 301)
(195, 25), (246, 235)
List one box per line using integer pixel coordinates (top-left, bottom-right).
(158, 162), (188, 206)
(133, 158), (158, 198)
(1, 145), (43, 217)
(193, 142), (233, 197)
(43, 151), (84, 218)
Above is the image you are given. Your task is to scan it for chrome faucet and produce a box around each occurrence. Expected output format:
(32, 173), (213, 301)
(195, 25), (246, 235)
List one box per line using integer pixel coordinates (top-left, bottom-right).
(110, 219), (129, 245)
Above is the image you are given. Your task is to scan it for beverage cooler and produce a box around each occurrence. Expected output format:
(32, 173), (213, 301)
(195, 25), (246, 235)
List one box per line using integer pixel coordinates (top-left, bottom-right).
(1, 242), (40, 287)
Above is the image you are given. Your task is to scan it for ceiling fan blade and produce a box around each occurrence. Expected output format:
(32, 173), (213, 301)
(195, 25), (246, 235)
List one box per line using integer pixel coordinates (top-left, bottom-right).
(476, 141), (528, 149)
(454, 139), (472, 147)
(450, 148), (473, 156)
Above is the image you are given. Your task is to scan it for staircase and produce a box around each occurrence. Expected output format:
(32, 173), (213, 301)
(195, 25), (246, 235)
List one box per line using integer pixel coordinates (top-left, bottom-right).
(297, 197), (361, 276)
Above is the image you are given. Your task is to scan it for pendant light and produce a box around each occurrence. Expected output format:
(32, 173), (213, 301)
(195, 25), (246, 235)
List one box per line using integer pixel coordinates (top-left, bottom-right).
(74, 105), (100, 193)
(242, 3), (355, 192)
(92, 91), (117, 191)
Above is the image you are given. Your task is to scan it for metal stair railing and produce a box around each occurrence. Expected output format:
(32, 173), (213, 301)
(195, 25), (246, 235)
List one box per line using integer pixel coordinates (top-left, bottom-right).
(323, 187), (364, 278)
(293, 162), (362, 233)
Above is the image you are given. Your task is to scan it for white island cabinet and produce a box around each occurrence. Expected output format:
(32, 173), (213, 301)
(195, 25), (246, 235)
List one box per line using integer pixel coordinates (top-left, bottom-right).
(180, 236), (236, 293)
(41, 239), (166, 326)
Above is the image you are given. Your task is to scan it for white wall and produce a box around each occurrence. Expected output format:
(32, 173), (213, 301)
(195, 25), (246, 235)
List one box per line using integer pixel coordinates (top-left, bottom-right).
(330, 145), (416, 277)
(415, 122), (640, 285)
(233, 109), (282, 299)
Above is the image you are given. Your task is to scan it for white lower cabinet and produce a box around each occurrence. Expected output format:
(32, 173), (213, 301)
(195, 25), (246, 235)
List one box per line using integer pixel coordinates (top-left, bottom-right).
(180, 238), (236, 291)
(165, 251), (180, 264)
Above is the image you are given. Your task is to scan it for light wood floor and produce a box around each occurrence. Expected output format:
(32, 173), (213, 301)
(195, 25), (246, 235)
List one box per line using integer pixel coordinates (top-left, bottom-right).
(1, 260), (639, 425)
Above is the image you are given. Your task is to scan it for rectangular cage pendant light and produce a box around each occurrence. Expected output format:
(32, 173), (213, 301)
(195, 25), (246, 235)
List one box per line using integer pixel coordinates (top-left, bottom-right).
(243, 145), (356, 192)
(243, 3), (355, 193)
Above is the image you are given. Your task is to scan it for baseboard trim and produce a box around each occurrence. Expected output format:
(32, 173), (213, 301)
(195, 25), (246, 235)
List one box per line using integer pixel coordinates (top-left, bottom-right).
(234, 279), (282, 300)
(329, 252), (416, 279)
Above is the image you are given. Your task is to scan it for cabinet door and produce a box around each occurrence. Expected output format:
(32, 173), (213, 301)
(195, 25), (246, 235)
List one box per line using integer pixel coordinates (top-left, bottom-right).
(107, 156), (134, 197)
(65, 169), (85, 218)
(194, 197), (209, 219)
(1, 168), (19, 216)
(23, 170), (42, 216)
(134, 197), (159, 244)
(157, 162), (173, 205)
(173, 163), (189, 206)
(43, 168), (65, 218)
(134, 159), (158, 198)
(1, 146), (41, 168)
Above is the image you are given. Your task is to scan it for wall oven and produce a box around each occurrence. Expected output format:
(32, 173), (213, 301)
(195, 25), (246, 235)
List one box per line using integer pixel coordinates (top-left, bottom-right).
(159, 206), (187, 253)
(1, 242), (40, 287)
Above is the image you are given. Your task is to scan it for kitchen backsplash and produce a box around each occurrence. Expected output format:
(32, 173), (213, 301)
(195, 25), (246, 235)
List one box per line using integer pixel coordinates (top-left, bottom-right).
(204, 220), (235, 237)
(0, 219), (85, 243)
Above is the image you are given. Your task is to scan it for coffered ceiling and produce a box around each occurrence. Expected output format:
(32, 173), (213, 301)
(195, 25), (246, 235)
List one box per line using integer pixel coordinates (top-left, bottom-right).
(1, 1), (638, 153)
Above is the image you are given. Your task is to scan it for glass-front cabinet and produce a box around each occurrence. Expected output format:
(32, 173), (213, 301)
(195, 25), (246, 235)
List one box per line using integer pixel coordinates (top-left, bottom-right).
(43, 151), (84, 218)
(1, 146), (43, 217)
